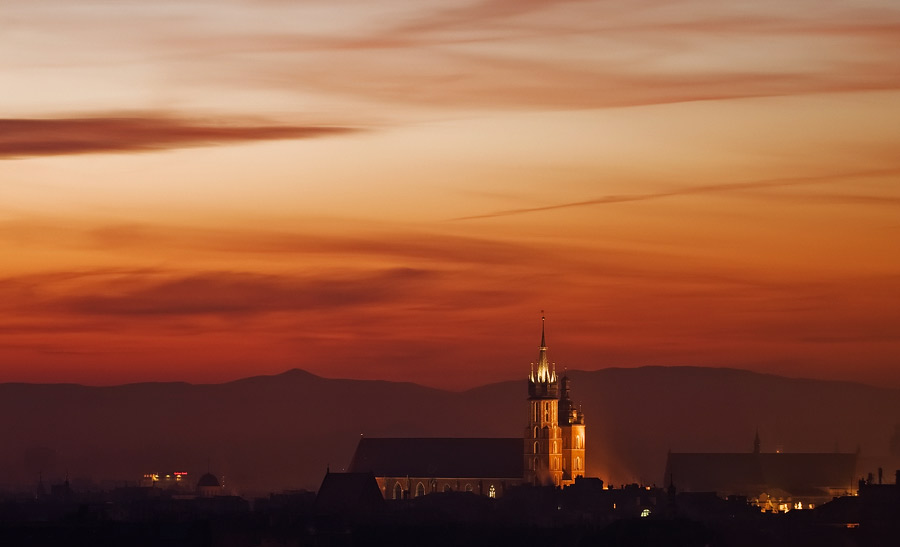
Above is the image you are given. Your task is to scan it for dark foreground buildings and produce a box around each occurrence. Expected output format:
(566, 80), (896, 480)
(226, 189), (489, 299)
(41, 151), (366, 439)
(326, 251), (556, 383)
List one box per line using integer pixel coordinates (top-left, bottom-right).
(6, 471), (900, 547)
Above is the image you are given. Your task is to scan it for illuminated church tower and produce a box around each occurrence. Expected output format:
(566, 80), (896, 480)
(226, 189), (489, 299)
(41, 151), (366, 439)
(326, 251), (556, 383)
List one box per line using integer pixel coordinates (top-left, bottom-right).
(558, 374), (585, 485)
(525, 316), (563, 486)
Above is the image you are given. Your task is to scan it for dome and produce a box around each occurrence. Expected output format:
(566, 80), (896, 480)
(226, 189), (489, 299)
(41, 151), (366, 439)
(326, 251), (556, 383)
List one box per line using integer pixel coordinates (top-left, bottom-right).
(197, 472), (220, 488)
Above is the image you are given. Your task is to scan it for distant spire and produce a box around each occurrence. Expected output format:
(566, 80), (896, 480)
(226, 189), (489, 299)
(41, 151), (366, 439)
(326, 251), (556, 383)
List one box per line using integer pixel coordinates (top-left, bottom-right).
(541, 312), (546, 348)
(536, 313), (551, 381)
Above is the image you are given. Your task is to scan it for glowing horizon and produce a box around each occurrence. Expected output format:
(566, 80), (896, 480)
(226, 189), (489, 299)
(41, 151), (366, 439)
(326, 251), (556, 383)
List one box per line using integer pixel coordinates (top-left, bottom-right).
(2, 1), (899, 390)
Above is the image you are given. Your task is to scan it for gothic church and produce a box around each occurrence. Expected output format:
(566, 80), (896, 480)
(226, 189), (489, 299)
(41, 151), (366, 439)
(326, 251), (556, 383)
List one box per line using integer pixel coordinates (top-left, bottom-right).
(526, 316), (586, 486)
(348, 317), (586, 498)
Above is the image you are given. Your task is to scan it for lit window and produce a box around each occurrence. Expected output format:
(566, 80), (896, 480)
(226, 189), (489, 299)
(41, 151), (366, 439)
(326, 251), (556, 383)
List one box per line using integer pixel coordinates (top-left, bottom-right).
(489, 485), (496, 498)
(534, 441), (540, 454)
(640, 509), (650, 518)
(575, 457), (581, 470)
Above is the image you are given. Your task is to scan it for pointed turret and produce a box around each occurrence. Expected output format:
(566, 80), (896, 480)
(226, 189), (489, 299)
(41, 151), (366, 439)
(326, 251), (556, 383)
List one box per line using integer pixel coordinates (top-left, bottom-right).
(558, 373), (584, 427)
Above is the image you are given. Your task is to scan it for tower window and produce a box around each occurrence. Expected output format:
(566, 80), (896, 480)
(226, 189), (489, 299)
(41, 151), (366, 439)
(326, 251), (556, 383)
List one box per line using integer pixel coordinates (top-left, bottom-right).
(534, 441), (539, 454)
(575, 457), (582, 470)
(575, 435), (582, 449)
(489, 485), (496, 498)
(415, 482), (425, 498)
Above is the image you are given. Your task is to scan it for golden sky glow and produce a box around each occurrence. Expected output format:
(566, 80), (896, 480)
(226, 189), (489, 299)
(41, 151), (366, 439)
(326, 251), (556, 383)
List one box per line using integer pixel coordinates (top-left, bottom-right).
(2, 0), (899, 389)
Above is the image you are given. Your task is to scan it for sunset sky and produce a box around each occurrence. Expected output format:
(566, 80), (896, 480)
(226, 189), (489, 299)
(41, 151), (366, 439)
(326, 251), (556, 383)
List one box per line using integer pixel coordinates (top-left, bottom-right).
(2, 0), (899, 390)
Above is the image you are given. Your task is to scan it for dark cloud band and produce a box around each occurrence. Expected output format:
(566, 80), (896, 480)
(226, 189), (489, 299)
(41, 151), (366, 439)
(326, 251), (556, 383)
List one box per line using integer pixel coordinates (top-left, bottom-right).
(0, 115), (359, 159)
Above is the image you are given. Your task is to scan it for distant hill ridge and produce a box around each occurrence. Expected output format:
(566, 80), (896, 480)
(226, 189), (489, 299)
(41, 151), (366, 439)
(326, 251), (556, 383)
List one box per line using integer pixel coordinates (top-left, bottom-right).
(1, 366), (898, 494)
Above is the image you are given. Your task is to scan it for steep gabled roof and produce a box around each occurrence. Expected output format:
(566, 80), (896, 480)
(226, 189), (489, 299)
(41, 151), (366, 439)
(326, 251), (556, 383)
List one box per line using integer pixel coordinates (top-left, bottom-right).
(315, 472), (385, 515)
(348, 437), (523, 478)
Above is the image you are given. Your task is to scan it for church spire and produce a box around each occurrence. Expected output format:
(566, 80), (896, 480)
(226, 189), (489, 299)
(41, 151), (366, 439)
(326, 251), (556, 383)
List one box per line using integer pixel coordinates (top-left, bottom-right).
(529, 313), (556, 388)
(534, 313), (554, 383)
(541, 313), (546, 348)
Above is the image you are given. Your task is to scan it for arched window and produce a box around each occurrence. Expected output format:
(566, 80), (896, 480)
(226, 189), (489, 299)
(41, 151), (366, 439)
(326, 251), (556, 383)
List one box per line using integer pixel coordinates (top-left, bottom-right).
(489, 485), (496, 498)
(534, 441), (539, 454)
(534, 426), (539, 438)
(575, 435), (582, 449)
(415, 482), (425, 497)
(465, 484), (473, 492)
(393, 483), (402, 500)
(553, 441), (557, 453)
(575, 457), (582, 470)
(544, 402), (550, 421)
(443, 484), (452, 492)
(431, 480), (437, 492)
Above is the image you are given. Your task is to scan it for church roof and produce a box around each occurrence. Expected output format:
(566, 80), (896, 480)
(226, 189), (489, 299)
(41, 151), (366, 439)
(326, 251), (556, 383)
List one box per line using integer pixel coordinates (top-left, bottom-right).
(664, 452), (857, 497)
(348, 437), (524, 479)
(315, 472), (385, 515)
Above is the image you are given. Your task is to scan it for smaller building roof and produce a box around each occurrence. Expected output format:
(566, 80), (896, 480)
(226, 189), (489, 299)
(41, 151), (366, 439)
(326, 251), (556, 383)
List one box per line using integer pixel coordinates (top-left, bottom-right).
(197, 472), (220, 488)
(348, 437), (523, 478)
(664, 452), (857, 498)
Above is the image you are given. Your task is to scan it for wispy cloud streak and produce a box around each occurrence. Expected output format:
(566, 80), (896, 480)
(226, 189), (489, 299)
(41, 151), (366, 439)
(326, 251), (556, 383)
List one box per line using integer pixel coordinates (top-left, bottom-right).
(452, 168), (900, 221)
